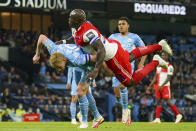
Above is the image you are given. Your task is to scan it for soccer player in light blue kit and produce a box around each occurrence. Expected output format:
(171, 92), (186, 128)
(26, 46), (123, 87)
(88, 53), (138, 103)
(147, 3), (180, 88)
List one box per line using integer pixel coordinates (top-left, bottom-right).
(33, 34), (103, 128)
(109, 17), (147, 125)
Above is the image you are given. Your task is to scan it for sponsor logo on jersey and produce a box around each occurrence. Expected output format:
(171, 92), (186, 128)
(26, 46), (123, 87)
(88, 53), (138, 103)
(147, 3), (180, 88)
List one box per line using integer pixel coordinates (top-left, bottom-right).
(127, 38), (132, 42)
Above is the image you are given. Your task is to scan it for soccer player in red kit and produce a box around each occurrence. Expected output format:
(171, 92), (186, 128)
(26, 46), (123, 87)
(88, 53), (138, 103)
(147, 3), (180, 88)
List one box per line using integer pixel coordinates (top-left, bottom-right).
(148, 52), (182, 124)
(62, 9), (173, 88)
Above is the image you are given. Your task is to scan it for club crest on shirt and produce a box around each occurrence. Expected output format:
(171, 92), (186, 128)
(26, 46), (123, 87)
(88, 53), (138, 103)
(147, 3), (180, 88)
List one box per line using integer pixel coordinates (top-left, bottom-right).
(127, 38), (132, 43)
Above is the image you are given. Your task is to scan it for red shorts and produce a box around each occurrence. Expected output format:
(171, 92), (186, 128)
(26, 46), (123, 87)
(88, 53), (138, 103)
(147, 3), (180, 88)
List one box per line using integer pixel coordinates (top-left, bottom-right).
(105, 40), (132, 86)
(155, 86), (171, 99)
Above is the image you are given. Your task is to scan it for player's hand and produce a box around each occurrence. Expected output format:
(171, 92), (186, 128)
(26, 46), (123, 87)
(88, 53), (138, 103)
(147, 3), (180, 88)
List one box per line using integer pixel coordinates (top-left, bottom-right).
(66, 84), (71, 89)
(92, 83), (97, 88)
(33, 54), (40, 64)
(86, 68), (99, 82)
(138, 63), (144, 69)
(146, 87), (151, 94)
(55, 40), (63, 45)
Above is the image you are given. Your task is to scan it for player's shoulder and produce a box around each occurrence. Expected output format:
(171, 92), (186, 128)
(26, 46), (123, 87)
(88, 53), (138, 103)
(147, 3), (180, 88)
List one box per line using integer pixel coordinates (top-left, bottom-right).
(109, 33), (120, 38)
(82, 21), (96, 30)
(128, 32), (140, 38)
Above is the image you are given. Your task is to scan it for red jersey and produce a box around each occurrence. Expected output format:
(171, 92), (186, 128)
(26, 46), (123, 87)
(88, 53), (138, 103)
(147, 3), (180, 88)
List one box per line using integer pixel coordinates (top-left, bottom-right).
(71, 22), (118, 61)
(155, 63), (174, 88)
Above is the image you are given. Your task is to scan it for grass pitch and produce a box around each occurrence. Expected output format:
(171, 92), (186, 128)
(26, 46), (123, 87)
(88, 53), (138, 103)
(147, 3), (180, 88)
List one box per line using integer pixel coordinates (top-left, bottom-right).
(0, 122), (195, 131)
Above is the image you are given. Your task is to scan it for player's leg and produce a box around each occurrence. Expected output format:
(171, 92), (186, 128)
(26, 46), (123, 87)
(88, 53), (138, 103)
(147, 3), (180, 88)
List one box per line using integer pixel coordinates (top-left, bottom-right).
(74, 69), (89, 128)
(119, 83), (131, 125)
(127, 55), (169, 87)
(70, 77), (78, 124)
(112, 77), (121, 103)
(77, 82), (89, 128)
(164, 87), (182, 123)
(80, 70), (104, 128)
(152, 89), (162, 124)
(86, 87), (104, 128)
(70, 96), (78, 124)
(129, 40), (173, 62)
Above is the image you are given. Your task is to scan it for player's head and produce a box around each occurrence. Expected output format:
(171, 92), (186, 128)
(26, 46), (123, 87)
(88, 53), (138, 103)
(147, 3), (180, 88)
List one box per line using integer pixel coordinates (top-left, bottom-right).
(69, 9), (86, 29)
(49, 52), (67, 72)
(161, 52), (169, 61)
(118, 17), (130, 34)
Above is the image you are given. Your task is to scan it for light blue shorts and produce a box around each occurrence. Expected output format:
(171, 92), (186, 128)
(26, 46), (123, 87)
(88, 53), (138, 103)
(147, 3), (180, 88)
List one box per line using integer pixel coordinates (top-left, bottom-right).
(71, 67), (88, 96)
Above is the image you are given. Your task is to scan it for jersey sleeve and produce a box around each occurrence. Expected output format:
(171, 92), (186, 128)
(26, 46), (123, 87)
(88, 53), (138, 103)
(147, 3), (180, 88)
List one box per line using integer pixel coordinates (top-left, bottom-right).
(83, 29), (100, 46)
(67, 67), (73, 84)
(167, 65), (174, 75)
(44, 39), (57, 55)
(135, 34), (145, 47)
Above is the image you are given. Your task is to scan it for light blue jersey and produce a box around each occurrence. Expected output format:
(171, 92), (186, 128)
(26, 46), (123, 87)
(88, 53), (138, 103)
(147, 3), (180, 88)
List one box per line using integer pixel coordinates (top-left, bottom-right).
(45, 39), (94, 85)
(108, 33), (145, 87)
(45, 39), (92, 68)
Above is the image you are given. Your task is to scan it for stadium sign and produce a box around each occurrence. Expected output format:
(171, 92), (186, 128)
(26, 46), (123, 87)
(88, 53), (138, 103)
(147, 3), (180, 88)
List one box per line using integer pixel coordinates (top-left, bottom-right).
(0, 0), (67, 10)
(134, 3), (186, 15)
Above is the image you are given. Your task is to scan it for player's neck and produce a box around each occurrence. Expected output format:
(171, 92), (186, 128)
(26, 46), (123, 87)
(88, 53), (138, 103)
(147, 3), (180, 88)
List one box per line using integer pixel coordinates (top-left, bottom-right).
(120, 32), (129, 36)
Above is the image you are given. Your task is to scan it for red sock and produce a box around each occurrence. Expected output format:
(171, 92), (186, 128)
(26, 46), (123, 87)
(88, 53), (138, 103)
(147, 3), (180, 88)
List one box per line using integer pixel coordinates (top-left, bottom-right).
(156, 106), (162, 118)
(132, 61), (159, 83)
(171, 104), (179, 115)
(131, 44), (162, 59)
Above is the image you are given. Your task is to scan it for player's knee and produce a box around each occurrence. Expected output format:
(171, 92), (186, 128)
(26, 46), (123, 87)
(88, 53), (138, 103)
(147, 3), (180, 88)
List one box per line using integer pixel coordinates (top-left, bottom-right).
(77, 87), (86, 96)
(71, 96), (78, 103)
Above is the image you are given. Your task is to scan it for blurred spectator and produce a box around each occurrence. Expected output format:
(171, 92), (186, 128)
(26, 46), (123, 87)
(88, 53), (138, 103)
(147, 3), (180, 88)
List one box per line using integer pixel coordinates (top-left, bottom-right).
(27, 107), (33, 114)
(16, 89), (23, 96)
(45, 71), (51, 82)
(23, 85), (30, 96)
(59, 72), (66, 83)
(51, 95), (57, 105)
(10, 107), (17, 122)
(0, 66), (8, 82)
(15, 103), (26, 122)
(36, 108), (43, 121)
(13, 74), (22, 83)
(30, 94), (38, 107)
(1, 88), (11, 107)
(2, 110), (11, 121)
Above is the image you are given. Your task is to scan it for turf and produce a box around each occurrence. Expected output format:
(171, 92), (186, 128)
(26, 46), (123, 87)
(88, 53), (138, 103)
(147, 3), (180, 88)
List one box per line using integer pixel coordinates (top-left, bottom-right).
(0, 122), (195, 131)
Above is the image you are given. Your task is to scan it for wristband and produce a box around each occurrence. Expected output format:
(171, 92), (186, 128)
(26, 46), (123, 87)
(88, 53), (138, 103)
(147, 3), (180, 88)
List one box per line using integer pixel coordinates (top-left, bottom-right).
(62, 40), (66, 44)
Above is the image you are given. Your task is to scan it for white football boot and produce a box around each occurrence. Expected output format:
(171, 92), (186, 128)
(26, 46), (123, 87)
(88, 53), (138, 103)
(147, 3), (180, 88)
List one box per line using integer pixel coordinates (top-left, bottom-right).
(151, 118), (161, 124)
(78, 122), (88, 128)
(175, 114), (183, 124)
(92, 115), (104, 128)
(122, 109), (131, 125)
(76, 112), (82, 123)
(71, 119), (77, 125)
(158, 39), (173, 56)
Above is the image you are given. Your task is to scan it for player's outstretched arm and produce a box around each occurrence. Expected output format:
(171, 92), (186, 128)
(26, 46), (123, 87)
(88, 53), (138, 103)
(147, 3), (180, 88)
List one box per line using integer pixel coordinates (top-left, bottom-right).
(55, 36), (75, 44)
(33, 34), (48, 64)
(86, 39), (106, 82)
